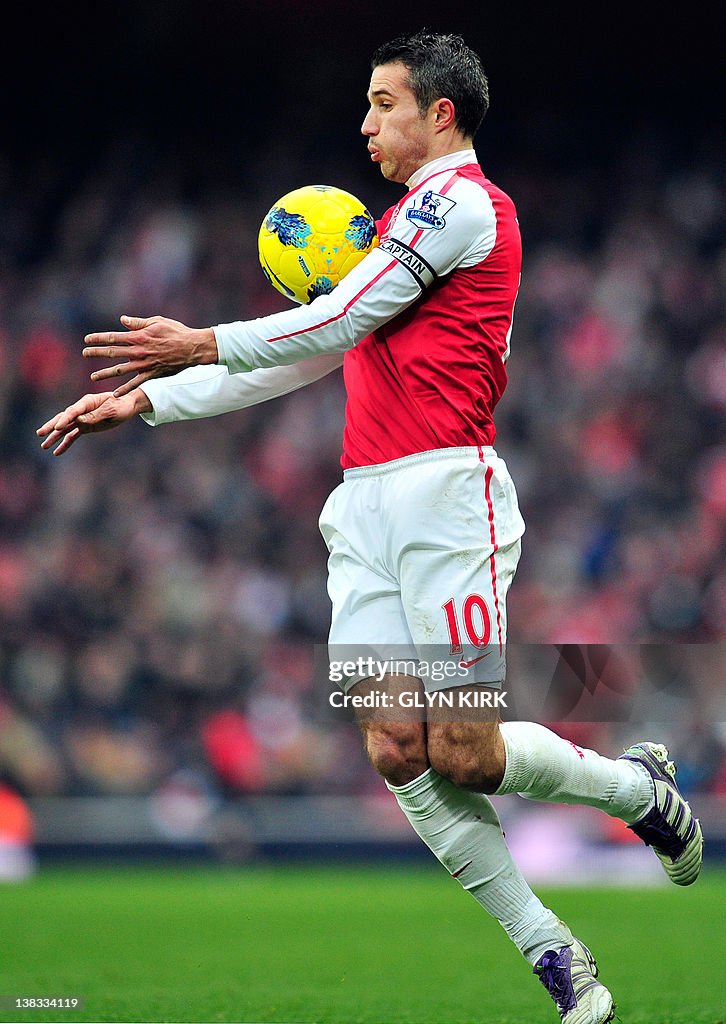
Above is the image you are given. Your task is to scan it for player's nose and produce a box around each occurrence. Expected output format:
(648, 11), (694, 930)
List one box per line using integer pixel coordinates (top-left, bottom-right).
(361, 110), (377, 136)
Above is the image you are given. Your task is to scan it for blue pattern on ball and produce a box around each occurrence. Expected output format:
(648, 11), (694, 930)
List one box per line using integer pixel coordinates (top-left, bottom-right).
(307, 276), (334, 301)
(266, 207), (312, 248)
(345, 213), (376, 251)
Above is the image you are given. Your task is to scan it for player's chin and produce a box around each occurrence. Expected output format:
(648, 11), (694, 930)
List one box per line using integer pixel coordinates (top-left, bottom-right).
(379, 163), (403, 183)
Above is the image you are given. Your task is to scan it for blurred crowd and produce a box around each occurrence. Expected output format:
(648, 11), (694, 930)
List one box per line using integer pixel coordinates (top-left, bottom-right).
(0, 125), (724, 806)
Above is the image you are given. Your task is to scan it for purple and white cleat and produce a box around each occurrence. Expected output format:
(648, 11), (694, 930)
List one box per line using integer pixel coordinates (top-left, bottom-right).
(619, 741), (703, 885)
(534, 940), (614, 1024)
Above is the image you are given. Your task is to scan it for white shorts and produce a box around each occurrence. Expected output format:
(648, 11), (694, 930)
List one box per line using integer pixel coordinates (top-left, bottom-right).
(319, 446), (525, 691)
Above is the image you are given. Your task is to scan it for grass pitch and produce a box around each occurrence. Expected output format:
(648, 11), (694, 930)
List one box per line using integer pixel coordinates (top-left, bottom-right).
(1, 863), (724, 1024)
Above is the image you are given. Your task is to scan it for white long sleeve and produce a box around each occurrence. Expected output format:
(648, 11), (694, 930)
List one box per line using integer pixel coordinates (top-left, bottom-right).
(139, 352), (343, 426)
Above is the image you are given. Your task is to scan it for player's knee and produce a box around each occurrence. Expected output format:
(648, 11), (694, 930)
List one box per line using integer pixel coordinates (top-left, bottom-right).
(428, 731), (505, 793)
(363, 724), (428, 787)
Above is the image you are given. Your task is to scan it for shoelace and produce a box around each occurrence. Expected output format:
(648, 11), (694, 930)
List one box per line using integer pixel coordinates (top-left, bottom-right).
(536, 950), (576, 1013)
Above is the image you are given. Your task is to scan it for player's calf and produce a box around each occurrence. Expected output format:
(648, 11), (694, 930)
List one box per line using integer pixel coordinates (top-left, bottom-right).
(427, 719), (505, 792)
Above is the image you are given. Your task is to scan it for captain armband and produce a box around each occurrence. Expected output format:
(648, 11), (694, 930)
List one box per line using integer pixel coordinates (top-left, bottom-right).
(378, 237), (437, 290)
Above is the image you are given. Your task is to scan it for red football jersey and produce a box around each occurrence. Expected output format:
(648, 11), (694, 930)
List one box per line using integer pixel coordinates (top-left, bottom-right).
(341, 161), (520, 467)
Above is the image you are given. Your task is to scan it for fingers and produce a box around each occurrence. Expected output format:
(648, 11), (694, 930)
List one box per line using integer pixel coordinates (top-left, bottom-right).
(82, 314), (159, 351)
(83, 331), (134, 351)
(42, 426), (81, 456)
(82, 323), (149, 377)
(39, 416), (80, 450)
(83, 313), (157, 348)
(89, 361), (132, 382)
(120, 314), (158, 330)
(83, 343), (134, 365)
(38, 425), (60, 448)
(37, 415), (61, 437)
(39, 415), (87, 450)
(52, 428), (81, 456)
(36, 393), (111, 437)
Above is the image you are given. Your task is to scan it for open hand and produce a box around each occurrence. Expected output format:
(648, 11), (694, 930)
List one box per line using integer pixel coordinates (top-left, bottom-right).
(36, 390), (151, 456)
(82, 314), (218, 396)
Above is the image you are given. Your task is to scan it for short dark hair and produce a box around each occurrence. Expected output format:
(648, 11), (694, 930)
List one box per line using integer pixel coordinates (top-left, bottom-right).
(371, 30), (489, 139)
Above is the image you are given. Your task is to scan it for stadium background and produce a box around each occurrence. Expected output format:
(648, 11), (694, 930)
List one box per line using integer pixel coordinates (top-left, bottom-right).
(1, 0), (724, 876)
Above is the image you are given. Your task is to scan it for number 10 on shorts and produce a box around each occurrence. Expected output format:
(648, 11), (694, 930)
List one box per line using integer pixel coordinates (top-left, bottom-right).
(442, 595), (492, 655)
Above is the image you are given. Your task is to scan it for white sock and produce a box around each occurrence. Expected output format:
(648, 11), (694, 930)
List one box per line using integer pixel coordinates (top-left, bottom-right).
(497, 721), (654, 823)
(388, 768), (572, 964)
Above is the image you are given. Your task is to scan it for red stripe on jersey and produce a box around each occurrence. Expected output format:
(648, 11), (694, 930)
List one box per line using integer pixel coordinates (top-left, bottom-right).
(484, 463), (504, 651)
(408, 167), (460, 201)
(439, 173), (458, 196)
(264, 259), (398, 344)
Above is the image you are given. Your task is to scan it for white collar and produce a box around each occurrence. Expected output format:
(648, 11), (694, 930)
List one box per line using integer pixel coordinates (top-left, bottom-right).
(406, 149), (477, 189)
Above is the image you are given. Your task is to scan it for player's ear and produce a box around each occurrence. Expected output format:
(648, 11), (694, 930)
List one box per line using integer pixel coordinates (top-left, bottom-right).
(432, 98), (456, 132)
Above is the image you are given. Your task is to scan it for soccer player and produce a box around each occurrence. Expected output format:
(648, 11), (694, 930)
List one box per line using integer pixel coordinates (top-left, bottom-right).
(38, 31), (702, 1024)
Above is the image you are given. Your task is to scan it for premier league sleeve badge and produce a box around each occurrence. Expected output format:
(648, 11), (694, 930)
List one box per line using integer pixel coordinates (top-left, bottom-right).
(405, 190), (457, 230)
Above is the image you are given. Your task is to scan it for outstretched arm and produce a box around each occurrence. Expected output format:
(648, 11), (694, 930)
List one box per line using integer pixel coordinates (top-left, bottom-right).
(37, 353), (344, 456)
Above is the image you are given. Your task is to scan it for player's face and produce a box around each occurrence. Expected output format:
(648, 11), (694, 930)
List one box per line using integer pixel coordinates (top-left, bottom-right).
(362, 63), (434, 184)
